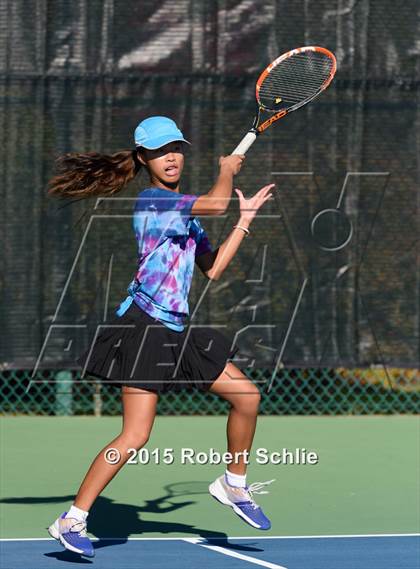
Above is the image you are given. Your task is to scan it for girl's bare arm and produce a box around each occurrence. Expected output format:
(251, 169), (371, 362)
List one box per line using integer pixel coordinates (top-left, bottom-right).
(191, 155), (245, 216)
(196, 183), (275, 281)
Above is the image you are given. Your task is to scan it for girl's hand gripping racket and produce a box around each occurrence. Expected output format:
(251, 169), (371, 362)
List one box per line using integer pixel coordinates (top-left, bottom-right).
(231, 46), (337, 155)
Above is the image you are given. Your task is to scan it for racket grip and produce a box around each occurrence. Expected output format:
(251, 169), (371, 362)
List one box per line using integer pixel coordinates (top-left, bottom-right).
(231, 131), (257, 155)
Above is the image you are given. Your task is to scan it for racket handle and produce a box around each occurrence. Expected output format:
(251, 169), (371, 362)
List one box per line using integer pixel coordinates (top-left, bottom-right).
(231, 131), (257, 155)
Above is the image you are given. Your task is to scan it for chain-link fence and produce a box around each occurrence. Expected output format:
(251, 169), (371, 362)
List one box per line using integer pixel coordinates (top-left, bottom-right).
(1, 367), (418, 416)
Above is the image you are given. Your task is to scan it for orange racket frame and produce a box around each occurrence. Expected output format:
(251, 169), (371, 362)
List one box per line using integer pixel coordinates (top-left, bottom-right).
(231, 46), (337, 155)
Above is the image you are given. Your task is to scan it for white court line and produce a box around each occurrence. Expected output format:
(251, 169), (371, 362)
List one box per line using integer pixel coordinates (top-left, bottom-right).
(184, 537), (288, 569)
(1, 532), (419, 542)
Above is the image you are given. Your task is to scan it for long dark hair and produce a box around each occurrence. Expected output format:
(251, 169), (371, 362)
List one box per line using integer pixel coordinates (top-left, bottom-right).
(47, 149), (143, 198)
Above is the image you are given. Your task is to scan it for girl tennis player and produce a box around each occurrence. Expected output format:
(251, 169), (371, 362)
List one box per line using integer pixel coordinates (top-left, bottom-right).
(47, 116), (275, 557)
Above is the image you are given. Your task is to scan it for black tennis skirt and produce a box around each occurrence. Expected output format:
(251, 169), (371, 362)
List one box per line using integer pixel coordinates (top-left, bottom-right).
(75, 301), (240, 393)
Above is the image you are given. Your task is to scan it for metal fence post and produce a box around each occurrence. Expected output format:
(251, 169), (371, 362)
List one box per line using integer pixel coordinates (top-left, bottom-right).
(55, 370), (73, 415)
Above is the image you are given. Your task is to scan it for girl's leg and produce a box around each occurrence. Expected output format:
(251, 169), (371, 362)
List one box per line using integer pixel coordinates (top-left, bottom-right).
(208, 362), (260, 476)
(73, 386), (158, 511)
(208, 362), (272, 530)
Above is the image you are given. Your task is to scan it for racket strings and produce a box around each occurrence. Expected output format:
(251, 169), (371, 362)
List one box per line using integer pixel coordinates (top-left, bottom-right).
(279, 51), (333, 66)
(260, 71), (332, 102)
(261, 64), (332, 97)
(259, 52), (334, 110)
(272, 52), (334, 76)
(268, 61), (332, 87)
(261, 79), (325, 100)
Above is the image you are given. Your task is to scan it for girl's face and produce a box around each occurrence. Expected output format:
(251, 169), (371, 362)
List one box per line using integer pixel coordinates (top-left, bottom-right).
(138, 141), (186, 191)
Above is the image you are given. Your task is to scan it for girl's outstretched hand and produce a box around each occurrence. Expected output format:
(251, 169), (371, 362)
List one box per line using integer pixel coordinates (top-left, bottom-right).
(219, 154), (245, 176)
(234, 183), (275, 223)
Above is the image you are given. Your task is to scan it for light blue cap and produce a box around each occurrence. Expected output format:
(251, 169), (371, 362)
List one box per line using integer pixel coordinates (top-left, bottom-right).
(134, 116), (190, 149)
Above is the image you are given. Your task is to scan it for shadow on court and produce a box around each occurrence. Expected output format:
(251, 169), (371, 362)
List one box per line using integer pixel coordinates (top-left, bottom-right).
(1, 491), (266, 559)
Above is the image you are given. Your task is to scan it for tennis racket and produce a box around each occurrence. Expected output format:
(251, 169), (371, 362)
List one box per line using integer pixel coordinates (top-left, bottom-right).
(231, 46), (337, 155)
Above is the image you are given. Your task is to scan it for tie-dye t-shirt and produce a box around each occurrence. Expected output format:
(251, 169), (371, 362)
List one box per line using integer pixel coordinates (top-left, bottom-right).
(115, 187), (212, 332)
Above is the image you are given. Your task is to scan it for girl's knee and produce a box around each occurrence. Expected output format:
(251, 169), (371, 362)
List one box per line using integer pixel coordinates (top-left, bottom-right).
(120, 430), (151, 450)
(232, 387), (261, 414)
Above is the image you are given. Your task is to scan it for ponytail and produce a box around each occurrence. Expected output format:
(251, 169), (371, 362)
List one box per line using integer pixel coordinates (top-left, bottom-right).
(47, 149), (142, 199)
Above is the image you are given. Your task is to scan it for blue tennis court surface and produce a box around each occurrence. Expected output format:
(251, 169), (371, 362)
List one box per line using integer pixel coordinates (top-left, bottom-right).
(1, 534), (419, 568)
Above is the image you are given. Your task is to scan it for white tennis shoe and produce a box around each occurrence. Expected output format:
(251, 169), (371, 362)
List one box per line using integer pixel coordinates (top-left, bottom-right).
(209, 475), (275, 530)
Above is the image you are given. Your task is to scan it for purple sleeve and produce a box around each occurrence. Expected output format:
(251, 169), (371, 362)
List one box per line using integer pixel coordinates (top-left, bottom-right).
(152, 192), (198, 238)
(174, 193), (198, 217)
(195, 226), (213, 257)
